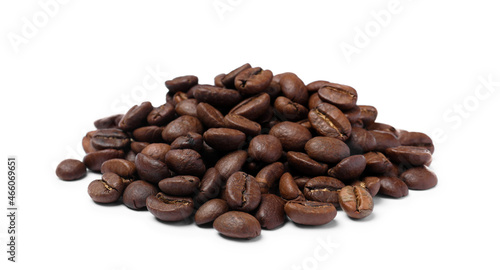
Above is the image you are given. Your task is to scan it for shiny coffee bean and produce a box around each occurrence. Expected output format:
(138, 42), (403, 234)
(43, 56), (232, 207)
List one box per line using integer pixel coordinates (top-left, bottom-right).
(317, 83), (358, 110)
(213, 211), (261, 239)
(327, 155), (366, 182)
(308, 92), (323, 110)
(344, 106), (363, 127)
(304, 176), (345, 207)
(400, 166), (437, 190)
(135, 153), (171, 184)
(175, 98), (198, 117)
(309, 102), (352, 141)
(192, 85), (242, 107)
(147, 103), (176, 126)
(194, 199), (229, 225)
(359, 105), (377, 127)
(122, 180), (159, 209)
(161, 115), (203, 143)
(223, 114), (261, 136)
(196, 102), (225, 128)
(338, 186), (373, 219)
(366, 122), (399, 138)
(215, 150), (248, 180)
(214, 73), (225, 87)
(140, 143), (170, 163)
(56, 159), (87, 180)
(363, 152), (392, 174)
(254, 194), (286, 229)
(194, 167), (223, 206)
(248, 135), (283, 163)
(131, 141), (150, 154)
(370, 130), (400, 152)
(82, 131), (98, 154)
(87, 173), (124, 203)
(354, 177), (381, 197)
(278, 72), (309, 105)
(91, 128), (130, 150)
(83, 149), (125, 172)
(398, 130), (435, 154)
(286, 151), (328, 176)
(221, 63), (252, 89)
(225, 171), (261, 212)
(284, 201), (337, 226)
(170, 132), (203, 153)
(146, 192), (194, 221)
(229, 93), (271, 120)
(255, 162), (285, 194)
(118, 101), (153, 131)
(385, 146), (432, 167)
(294, 176), (310, 190)
(158, 176), (200, 196)
(203, 128), (246, 152)
(172, 91), (189, 105)
(269, 121), (312, 151)
(101, 158), (136, 178)
(305, 136), (350, 164)
(378, 176), (409, 198)
(235, 67), (273, 95)
(165, 149), (206, 177)
(274, 96), (308, 121)
(132, 126), (164, 143)
(165, 75), (198, 93)
(279, 172), (305, 201)
(94, 114), (123, 129)
(346, 127), (377, 154)
(306, 80), (330, 92)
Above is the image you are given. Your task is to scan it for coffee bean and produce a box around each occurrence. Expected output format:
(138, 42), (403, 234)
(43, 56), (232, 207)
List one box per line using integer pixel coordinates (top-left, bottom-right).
(172, 91), (189, 106)
(235, 67), (273, 95)
(135, 153), (171, 184)
(398, 130), (435, 154)
(194, 199), (229, 225)
(354, 177), (381, 197)
(213, 211), (261, 239)
(305, 136), (350, 164)
(269, 121), (312, 151)
(286, 151), (328, 176)
(165, 75), (198, 93)
(140, 143), (170, 163)
(327, 155), (366, 182)
(203, 128), (246, 152)
(159, 176), (200, 196)
(304, 176), (345, 207)
(194, 168), (223, 206)
(344, 106), (363, 127)
(118, 101), (153, 131)
(214, 73), (225, 87)
(170, 132), (203, 153)
(274, 96), (308, 121)
(338, 186), (373, 219)
(346, 127), (377, 154)
(91, 128), (130, 150)
(308, 92), (323, 110)
(192, 85), (242, 107)
(400, 166), (437, 190)
(363, 152), (392, 174)
(306, 80), (330, 92)
(359, 105), (377, 127)
(101, 158), (136, 178)
(125, 151), (136, 163)
(147, 103), (175, 126)
(196, 102), (225, 128)
(255, 162), (285, 194)
(165, 149), (206, 177)
(82, 131), (98, 154)
(366, 122), (399, 138)
(131, 141), (150, 154)
(254, 194), (286, 229)
(278, 73), (309, 105)
(87, 173), (124, 203)
(56, 159), (87, 180)
(146, 192), (194, 221)
(370, 130), (401, 152)
(225, 171), (261, 212)
(94, 114), (123, 129)
(317, 83), (358, 110)
(215, 150), (248, 181)
(175, 98), (198, 117)
(284, 201), (337, 226)
(279, 172), (305, 201)
(132, 126), (164, 143)
(309, 102), (352, 141)
(122, 180), (159, 209)
(223, 114), (261, 136)
(161, 115), (203, 143)
(229, 93), (271, 120)
(83, 149), (125, 172)
(248, 135), (283, 163)
(221, 63), (252, 89)
(294, 176), (310, 190)
(385, 146), (432, 167)
(378, 176), (409, 198)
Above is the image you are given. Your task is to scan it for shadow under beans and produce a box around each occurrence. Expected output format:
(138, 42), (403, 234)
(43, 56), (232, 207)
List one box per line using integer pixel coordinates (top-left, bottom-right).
(289, 219), (339, 229)
(195, 222), (215, 229)
(347, 212), (376, 223)
(92, 200), (123, 207)
(218, 233), (262, 242)
(154, 216), (194, 226)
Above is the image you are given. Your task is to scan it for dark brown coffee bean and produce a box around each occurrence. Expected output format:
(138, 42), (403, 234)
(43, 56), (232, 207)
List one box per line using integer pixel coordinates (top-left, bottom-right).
(286, 151), (328, 176)
(122, 180), (159, 209)
(213, 211), (261, 239)
(363, 152), (392, 174)
(87, 173), (124, 203)
(354, 177), (381, 197)
(82, 131), (98, 154)
(158, 176), (200, 196)
(203, 128), (246, 152)
(338, 186), (373, 219)
(161, 115), (203, 143)
(305, 136), (350, 164)
(385, 146), (432, 167)
(215, 150), (248, 181)
(192, 85), (242, 107)
(146, 192), (194, 221)
(125, 150), (136, 164)
(91, 128), (130, 150)
(327, 155), (366, 182)
(229, 93), (271, 121)
(194, 168), (224, 206)
(132, 126), (164, 143)
(269, 121), (312, 151)
(304, 176), (345, 207)
(131, 141), (150, 154)
(118, 101), (153, 131)
(94, 114), (123, 129)
(135, 153), (171, 184)
(221, 63), (252, 89)
(366, 122), (399, 138)
(264, 80), (282, 100)
(346, 127), (377, 154)
(378, 176), (409, 198)
(306, 80), (330, 92)
(194, 199), (229, 225)
(165, 75), (198, 93)
(248, 135), (283, 163)
(359, 105), (377, 127)
(284, 201), (337, 226)
(56, 159), (87, 180)
(398, 130), (435, 154)
(225, 171), (261, 212)
(83, 149), (125, 172)
(101, 158), (136, 178)
(255, 162), (285, 194)
(140, 143), (170, 163)
(165, 149), (206, 177)
(309, 102), (352, 141)
(318, 83), (358, 110)
(370, 130), (400, 152)
(344, 106), (363, 127)
(254, 194), (286, 229)
(294, 176), (310, 190)
(196, 102), (225, 128)
(223, 114), (261, 136)
(175, 98), (198, 117)
(400, 166), (437, 190)
(278, 73), (309, 105)
(235, 67), (273, 95)
(308, 92), (323, 110)
(274, 96), (308, 121)
(170, 132), (203, 153)
(172, 91), (189, 106)
(297, 119), (313, 131)
(214, 73), (225, 87)
(147, 103), (176, 126)
(279, 172), (305, 201)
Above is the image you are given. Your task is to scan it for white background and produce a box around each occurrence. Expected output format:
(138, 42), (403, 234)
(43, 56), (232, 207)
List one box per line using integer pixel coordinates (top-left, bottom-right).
(1, 1), (500, 269)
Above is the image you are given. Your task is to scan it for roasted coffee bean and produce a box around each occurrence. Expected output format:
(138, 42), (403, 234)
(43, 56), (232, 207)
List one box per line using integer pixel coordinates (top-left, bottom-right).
(338, 186), (373, 219)
(194, 167), (223, 205)
(248, 135), (283, 163)
(327, 155), (366, 182)
(363, 152), (392, 174)
(284, 201), (337, 226)
(214, 73), (225, 87)
(172, 91), (189, 105)
(140, 143), (170, 162)
(87, 173), (124, 203)
(147, 103), (176, 126)
(366, 122), (399, 138)
(165, 75), (198, 93)
(398, 130), (435, 154)
(294, 176), (310, 190)
(359, 105), (377, 127)
(125, 150), (136, 164)
(254, 194), (286, 229)
(309, 102), (352, 141)
(304, 176), (345, 207)
(378, 176), (409, 198)
(82, 131), (98, 154)
(135, 153), (171, 184)
(132, 126), (164, 143)
(158, 176), (200, 196)
(94, 114), (123, 129)
(215, 150), (248, 180)
(255, 162), (285, 194)
(83, 149), (125, 172)
(279, 172), (305, 201)
(165, 149), (206, 177)
(223, 114), (261, 136)
(305, 136), (350, 164)
(118, 101), (153, 131)
(344, 106), (363, 127)
(175, 99), (199, 117)
(286, 152), (328, 176)
(308, 92), (323, 110)
(161, 115), (203, 143)
(274, 96), (308, 121)
(385, 146), (432, 167)
(56, 159), (87, 180)
(194, 199), (229, 225)
(400, 166), (437, 190)
(346, 127), (377, 154)
(278, 72), (309, 105)
(146, 192), (194, 221)
(101, 158), (136, 178)
(297, 119), (313, 131)
(306, 80), (330, 92)
(235, 67), (273, 95)
(213, 211), (261, 239)
(269, 121), (312, 151)
(221, 63), (252, 89)
(264, 79), (281, 100)
(229, 93), (271, 120)
(122, 180), (159, 209)
(370, 130), (400, 152)
(192, 85), (242, 107)
(354, 176), (381, 197)
(196, 102), (225, 128)
(170, 132), (203, 152)
(131, 141), (150, 154)
(225, 171), (261, 212)
(203, 128), (246, 152)
(91, 128), (130, 150)
(317, 83), (358, 110)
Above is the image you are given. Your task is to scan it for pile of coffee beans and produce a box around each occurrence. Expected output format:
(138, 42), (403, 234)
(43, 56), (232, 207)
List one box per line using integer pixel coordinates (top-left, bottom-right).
(56, 63), (437, 239)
